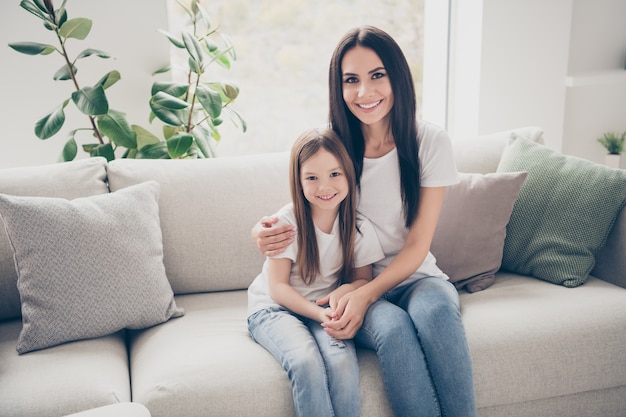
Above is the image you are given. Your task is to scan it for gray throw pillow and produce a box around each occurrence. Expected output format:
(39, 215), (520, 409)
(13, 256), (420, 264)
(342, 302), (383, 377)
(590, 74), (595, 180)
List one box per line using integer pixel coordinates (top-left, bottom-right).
(431, 171), (527, 293)
(0, 181), (184, 354)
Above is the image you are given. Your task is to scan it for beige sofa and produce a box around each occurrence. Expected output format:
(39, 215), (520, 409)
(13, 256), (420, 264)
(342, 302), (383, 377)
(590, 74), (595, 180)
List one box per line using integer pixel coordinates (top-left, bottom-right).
(1, 127), (625, 417)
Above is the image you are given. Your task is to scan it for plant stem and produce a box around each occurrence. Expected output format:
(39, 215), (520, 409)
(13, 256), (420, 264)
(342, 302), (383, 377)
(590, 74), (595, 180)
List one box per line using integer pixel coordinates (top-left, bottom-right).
(55, 26), (105, 145)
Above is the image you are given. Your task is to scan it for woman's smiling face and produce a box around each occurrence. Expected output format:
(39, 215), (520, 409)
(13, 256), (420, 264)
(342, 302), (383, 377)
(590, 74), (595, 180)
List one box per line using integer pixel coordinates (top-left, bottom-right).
(341, 45), (394, 128)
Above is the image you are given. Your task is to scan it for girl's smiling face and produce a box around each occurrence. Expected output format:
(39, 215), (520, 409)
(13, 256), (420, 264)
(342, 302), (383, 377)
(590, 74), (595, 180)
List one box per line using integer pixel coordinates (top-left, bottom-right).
(300, 148), (348, 215)
(341, 45), (394, 128)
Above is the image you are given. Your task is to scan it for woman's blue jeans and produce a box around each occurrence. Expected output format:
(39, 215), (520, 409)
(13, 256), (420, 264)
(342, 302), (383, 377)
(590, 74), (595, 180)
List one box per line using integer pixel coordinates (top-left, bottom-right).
(248, 307), (360, 417)
(355, 277), (477, 417)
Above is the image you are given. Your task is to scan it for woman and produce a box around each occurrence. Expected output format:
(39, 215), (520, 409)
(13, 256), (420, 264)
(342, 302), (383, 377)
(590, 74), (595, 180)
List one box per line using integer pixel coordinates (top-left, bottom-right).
(253, 26), (476, 417)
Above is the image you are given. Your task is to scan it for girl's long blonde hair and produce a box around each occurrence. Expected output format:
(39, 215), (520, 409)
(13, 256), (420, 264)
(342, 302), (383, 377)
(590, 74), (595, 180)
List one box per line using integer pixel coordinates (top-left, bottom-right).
(289, 128), (357, 285)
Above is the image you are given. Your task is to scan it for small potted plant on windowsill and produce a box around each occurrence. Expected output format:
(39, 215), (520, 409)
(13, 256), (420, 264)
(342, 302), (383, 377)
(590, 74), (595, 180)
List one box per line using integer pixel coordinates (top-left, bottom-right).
(597, 131), (626, 169)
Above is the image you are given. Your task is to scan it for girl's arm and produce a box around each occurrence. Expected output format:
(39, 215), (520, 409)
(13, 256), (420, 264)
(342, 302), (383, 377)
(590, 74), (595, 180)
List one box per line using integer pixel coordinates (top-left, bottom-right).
(268, 257), (332, 323)
(323, 186), (447, 338)
(317, 264), (373, 313)
(251, 217), (297, 256)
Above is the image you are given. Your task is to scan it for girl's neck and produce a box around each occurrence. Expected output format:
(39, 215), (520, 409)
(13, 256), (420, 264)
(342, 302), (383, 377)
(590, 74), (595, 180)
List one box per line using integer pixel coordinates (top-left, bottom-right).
(311, 207), (339, 234)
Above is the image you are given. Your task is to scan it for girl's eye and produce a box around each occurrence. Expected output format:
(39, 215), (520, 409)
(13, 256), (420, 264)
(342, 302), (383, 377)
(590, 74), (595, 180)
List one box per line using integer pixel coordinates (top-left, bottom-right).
(304, 176), (317, 181)
(330, 172), (342, 178)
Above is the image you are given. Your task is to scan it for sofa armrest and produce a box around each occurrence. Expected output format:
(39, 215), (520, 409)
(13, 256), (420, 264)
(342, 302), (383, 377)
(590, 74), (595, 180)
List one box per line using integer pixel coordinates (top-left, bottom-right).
(592, 206), (626, 289)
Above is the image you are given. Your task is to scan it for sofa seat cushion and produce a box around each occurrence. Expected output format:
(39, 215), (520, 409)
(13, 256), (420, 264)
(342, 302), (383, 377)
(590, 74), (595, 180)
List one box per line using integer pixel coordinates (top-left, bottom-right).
(0, 320), (131, 417)
(129, 291), (392, 417)
(130, 276), (626, 417)
(462, 273), (626, 410)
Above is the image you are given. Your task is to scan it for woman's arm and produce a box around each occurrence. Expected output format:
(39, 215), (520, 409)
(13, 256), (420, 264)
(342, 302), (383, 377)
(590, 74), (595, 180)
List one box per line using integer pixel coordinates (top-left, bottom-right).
(317, 264), (373, 312)
(251, 217), (297, 256)
(323, 186), (447, 338)
(268, 257), (331, 323)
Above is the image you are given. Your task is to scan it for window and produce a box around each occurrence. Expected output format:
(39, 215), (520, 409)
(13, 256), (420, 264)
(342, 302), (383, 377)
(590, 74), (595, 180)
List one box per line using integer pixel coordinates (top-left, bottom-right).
(166, 0), (426, 156)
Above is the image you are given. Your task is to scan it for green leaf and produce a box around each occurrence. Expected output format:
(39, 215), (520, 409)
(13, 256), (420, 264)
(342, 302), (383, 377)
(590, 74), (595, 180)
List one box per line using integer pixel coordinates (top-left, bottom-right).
(71, 85), (108, 116)
(167, 133), (194, 158)
(150, 92), (190, 126)
(191, 125), (216, 158)
(158, 29), (185, 49)
(225, 107), (247, 133)
(59, 18), (92, 40)
(196, 85), (222, 118)
(223, 83), (239, 101)
(8, 42), (56, 55)
(19, 0), (51, 23)
(85, 143), (115, 161)
(136, 142), (170, 159)
(97, 109), (136, 149)
(132, 124), (162, 150)
(53, 63), (76, 80)
(182, 31), (205, 68)
(60, 133), (78, 161)
(95, 70), (121, 90)
(151, 81), (188, 98)
(222, 34), (237, 60)
(34, 101), (67, 139)
(151, 91), (190, 110)
(152, 65), (172, 75)
(76, 48), (111, 60)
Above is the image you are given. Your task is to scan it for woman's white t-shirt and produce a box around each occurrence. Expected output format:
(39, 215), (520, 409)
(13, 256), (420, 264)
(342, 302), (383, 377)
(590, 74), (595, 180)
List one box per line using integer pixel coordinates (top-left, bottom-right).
(248, 203), (385, 317)
(358, 120), (459, 287)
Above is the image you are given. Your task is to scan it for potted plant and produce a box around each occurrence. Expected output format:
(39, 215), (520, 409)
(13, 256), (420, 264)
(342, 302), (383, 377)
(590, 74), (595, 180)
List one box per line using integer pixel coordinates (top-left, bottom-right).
(597, 131), (626, 169)
(8, 0), (245, 161)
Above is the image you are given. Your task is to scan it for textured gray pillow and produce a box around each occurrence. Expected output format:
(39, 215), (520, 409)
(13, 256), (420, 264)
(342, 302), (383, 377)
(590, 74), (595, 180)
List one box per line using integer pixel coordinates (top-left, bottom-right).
(0, 181), (184, 354)
(431, 172), (527, 293)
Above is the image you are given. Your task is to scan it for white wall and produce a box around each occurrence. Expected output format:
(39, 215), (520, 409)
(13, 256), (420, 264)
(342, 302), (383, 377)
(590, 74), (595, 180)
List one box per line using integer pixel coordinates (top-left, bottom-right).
(0, 1), (170, 168)
(2, 1), (625, 168)
(562, 0), (626, 163)
(448, 0), (626, 165)
(448, 0), (573, 150)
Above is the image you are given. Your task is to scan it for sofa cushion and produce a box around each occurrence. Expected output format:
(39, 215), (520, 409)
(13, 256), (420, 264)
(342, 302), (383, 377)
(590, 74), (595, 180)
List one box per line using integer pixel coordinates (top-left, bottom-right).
(463, 273), (626, 410)
(453, 126), (543, 174)
(0, 157), (109, 322)
(431, 171), (527, 292)
(0, 320), (131, 417)
(106, 154), (291, 294)
(129, 291), (391, 417)
(496, 135), (626, 287)
(0, 181), (183, 354)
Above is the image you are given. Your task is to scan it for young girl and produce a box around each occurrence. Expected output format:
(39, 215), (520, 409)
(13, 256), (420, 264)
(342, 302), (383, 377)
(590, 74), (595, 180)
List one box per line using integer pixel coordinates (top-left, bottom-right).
(247, 128), (383, 417)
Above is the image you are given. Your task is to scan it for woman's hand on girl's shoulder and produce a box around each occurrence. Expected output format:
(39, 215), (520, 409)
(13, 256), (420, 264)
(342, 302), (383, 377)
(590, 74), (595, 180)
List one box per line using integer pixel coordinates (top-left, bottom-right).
(251, 216), (297, 256)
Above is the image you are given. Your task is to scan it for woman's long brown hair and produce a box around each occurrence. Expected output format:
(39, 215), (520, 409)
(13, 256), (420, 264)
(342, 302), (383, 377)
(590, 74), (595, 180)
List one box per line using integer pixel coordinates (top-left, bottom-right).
(328, 25), (421, 229)
(289, 128), (357, 285)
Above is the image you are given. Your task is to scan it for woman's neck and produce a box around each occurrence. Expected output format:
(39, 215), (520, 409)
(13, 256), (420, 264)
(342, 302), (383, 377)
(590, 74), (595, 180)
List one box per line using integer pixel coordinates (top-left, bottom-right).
(362, 119), (395, 158)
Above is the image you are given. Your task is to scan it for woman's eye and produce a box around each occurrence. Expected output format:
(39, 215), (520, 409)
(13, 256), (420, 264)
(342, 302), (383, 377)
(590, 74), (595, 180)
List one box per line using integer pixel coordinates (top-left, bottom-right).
(343, 76), (358, 84)
(372, 72), (386, 79)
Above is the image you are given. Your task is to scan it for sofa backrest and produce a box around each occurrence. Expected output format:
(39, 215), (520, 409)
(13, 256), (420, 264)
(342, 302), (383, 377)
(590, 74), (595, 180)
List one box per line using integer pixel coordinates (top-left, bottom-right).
(106, 153), (290, 295)
(0, 158), (109, 322)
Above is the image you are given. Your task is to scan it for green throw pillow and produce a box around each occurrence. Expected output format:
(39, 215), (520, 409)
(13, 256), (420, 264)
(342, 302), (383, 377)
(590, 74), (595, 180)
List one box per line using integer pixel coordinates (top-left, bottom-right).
(496, 134), (626, 287)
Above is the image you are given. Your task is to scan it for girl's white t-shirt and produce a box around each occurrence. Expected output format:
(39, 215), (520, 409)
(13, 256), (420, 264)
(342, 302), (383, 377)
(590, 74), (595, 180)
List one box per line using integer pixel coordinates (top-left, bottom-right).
(358, 120), (459, 287)
(247, 203), (384, 317)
